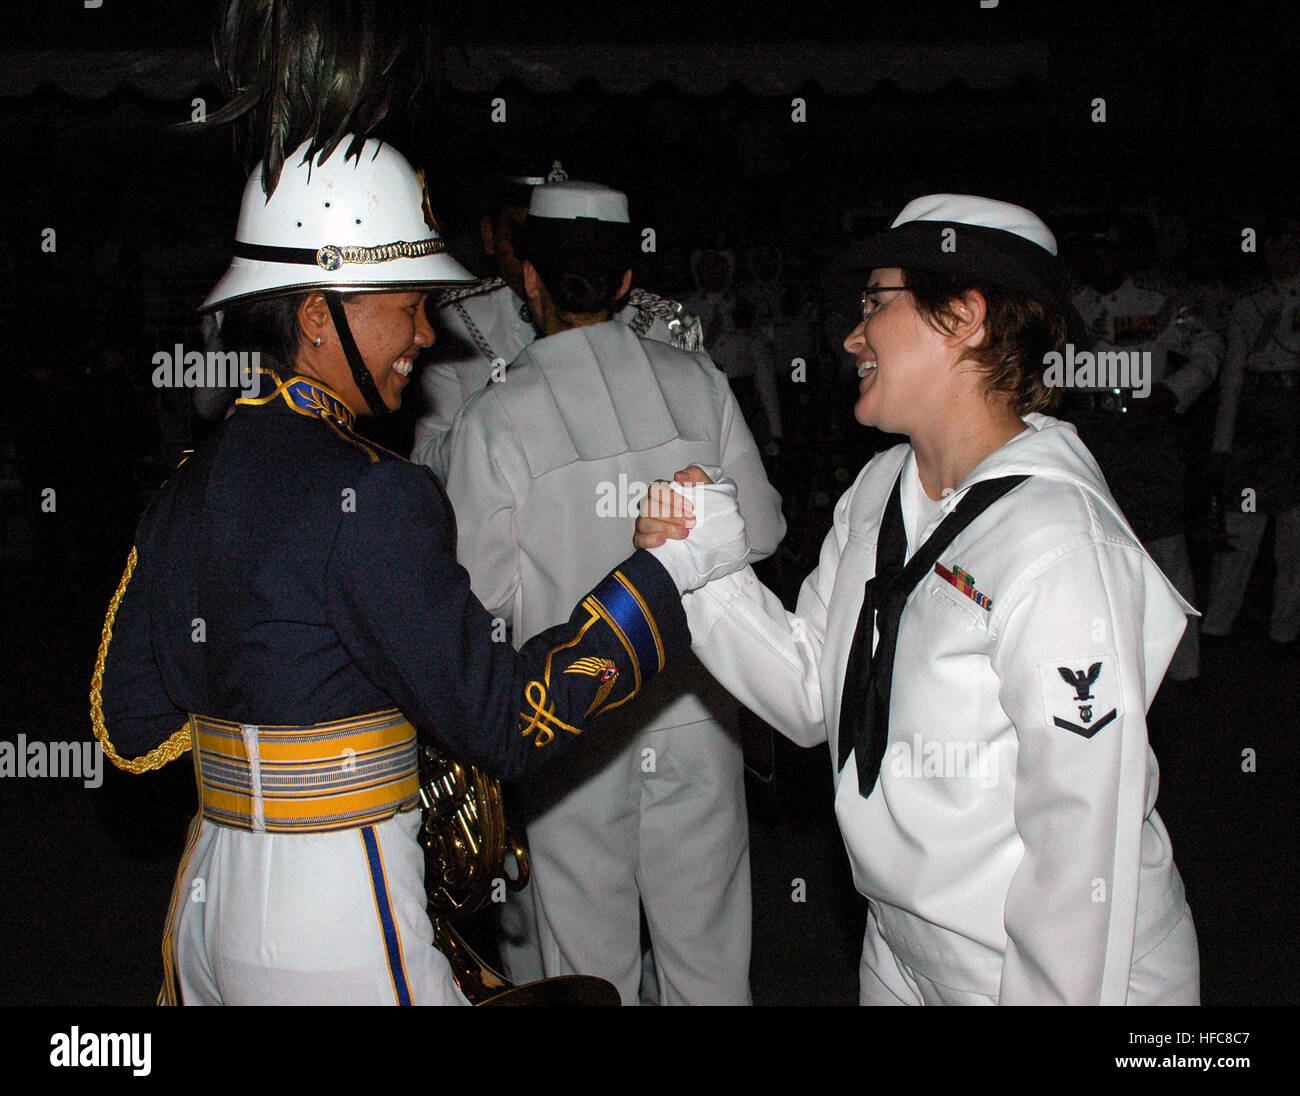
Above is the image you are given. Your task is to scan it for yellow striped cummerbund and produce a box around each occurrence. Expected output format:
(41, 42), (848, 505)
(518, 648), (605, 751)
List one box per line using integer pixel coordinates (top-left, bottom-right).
(190, 708), (420, 834)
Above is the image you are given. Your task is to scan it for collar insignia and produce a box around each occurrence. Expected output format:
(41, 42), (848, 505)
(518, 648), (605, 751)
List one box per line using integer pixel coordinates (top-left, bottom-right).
(236, 369), (355, 427)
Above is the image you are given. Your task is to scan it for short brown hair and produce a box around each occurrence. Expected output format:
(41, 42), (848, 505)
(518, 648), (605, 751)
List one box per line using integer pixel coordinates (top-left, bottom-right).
(900, 268), (1066, 414)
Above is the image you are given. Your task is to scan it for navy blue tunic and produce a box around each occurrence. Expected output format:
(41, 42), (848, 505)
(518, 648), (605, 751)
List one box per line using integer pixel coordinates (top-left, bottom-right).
(99, 374), (688, 781)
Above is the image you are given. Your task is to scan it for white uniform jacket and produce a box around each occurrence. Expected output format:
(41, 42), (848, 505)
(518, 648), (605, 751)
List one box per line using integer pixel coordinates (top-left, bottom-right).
(1212, 274), (1300, 453)
(414, 282), (689, 480)
(684, 415), (1197, 1004)
(1072, 278), (1221, 411)
(445, 320), (785, 731)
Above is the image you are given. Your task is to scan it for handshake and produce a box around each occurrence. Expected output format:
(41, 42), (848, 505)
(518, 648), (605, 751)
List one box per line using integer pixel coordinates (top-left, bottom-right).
(633, 466), (750, 594)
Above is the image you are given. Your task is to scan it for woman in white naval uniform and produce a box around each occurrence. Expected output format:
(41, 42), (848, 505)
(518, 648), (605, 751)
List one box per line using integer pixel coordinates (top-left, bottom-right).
(639, 195), (1200, 1005)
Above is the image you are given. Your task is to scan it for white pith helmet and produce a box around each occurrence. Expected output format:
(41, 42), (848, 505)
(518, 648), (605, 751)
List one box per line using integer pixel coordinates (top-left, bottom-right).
(202, 137), (475, 312)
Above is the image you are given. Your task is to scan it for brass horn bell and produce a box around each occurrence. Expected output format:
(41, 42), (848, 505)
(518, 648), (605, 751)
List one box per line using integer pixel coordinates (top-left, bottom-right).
(417, 739), (619, 1005)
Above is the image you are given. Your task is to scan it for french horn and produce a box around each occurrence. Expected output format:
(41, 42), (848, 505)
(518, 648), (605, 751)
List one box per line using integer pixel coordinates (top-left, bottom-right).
(417, 739), (619, 1005)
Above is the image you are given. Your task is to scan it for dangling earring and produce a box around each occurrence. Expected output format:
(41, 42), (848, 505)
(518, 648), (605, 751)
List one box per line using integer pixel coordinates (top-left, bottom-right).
(313, 336), (323, 347)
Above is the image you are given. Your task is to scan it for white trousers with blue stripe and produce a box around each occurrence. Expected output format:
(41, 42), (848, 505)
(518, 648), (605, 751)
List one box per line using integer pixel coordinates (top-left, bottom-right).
(168, 808), (467, 1005)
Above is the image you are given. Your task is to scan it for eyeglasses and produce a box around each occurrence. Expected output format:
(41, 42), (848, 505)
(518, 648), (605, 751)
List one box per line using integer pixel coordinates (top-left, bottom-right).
(860, 285), (910, 324)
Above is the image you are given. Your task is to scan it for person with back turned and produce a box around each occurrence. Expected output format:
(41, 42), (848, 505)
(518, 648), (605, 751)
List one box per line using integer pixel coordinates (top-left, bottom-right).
(445, 179), (785, 1004)
(412, 162), (700, 482)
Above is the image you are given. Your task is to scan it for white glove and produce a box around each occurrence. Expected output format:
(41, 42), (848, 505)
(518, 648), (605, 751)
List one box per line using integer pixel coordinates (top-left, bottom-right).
(643, 474), (750, 594)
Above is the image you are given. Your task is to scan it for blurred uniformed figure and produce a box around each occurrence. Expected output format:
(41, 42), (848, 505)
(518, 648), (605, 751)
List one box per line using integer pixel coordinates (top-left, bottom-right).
(686, 247), (784, 448)
(1066, 218), (1222, 680)
(1203, 222), (1300, 648)
(1152, 216), (1236, 339)
(411, 162), (700, 481)
(749, 241), (815, 456)
(444, 180), (785, 1004)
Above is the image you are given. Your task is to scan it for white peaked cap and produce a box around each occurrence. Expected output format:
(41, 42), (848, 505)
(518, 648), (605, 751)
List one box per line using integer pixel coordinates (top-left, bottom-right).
(891, 194), (1059, 255)
(529, 181), (630, 223)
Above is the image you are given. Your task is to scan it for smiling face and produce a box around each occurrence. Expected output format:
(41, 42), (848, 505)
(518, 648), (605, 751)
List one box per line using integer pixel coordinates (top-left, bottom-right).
(845, 267), (959, 435)
(298, 290), (434, 414)
(343, 291), (434, 411)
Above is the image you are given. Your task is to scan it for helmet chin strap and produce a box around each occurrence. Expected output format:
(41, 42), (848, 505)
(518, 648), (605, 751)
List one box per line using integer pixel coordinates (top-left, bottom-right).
(325, 293), (391, 417)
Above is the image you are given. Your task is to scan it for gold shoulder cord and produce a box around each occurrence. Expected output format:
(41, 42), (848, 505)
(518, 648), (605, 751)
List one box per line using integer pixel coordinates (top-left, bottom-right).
(89, 547), (191, 773)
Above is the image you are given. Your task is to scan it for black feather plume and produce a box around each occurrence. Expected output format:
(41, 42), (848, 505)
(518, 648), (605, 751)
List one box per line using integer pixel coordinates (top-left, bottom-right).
(199, 0), (443, 196)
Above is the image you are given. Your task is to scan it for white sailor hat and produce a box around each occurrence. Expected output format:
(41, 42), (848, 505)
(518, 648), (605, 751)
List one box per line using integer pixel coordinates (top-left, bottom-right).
(528, 181), (630, 223)
(514, 180), (636, 267)
(845, 194), (1085, 339)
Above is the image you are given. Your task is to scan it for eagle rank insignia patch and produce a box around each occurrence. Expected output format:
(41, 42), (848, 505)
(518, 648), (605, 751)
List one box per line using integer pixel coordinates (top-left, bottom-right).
(565, 657), (620, 717)
(1037, 657), (1120, 739)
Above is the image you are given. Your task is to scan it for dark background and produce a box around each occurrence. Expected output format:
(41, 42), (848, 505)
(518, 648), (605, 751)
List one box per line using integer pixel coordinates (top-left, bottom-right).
(0, 0), (1295, 1008)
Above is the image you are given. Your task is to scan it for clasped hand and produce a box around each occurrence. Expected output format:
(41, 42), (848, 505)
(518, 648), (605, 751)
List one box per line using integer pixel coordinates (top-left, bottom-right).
(634, 466), (750, 593)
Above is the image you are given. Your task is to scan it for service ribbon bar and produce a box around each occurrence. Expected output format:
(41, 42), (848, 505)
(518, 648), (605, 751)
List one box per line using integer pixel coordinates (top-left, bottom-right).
(934, 561), (994, 611)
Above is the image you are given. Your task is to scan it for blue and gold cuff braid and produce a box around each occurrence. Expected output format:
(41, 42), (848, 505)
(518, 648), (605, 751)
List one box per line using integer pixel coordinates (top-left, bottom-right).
(517, 550), (689, 749)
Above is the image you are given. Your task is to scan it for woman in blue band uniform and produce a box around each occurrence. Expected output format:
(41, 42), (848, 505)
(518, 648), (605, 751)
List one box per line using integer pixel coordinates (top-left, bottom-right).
(638, 196), (1200, 1005)
(91, 138), (748, 1005)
